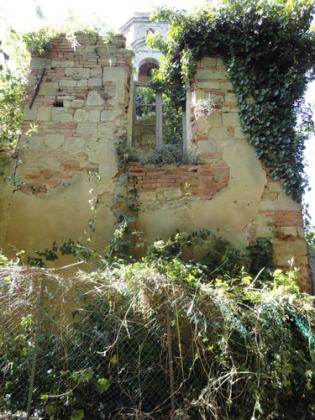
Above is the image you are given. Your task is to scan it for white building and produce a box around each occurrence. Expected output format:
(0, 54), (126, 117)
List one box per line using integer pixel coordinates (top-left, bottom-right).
(120, 12), (168, 81)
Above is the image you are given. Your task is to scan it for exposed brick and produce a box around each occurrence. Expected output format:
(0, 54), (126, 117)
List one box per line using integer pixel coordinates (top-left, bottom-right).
(128, 159), (229, 200)
(260, 210), (303, 227)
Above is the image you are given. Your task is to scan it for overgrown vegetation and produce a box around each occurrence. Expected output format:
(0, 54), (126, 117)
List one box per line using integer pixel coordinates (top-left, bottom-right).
(0, 229), (314, 418)
(148, 0), (315, 201)
(21, 16), (117, 55)
(141, 143), (197, 164)
(127, 143), (197, 165)
(306, 227), (315, 251)
(0, 27), (29, 149)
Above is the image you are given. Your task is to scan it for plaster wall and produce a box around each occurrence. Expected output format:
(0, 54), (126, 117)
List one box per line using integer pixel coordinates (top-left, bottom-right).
(0, 34), (133, 260)
(0, 46), (311, 292)
(129, 57), (311, 292)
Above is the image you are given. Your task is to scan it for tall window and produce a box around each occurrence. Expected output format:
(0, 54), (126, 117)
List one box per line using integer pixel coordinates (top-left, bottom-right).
(133, 59), (185, 154)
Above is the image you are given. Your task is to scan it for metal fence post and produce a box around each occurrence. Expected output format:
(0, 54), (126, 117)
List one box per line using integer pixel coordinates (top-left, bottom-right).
(166, 308), (175, 416)
(156, 93), (163, 150)
(26, 276), (45, 418)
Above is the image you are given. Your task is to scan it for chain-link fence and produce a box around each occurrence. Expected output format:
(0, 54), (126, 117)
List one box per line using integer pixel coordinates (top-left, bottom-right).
(2, 261), (315, 419)
(0, 266), (178, 419)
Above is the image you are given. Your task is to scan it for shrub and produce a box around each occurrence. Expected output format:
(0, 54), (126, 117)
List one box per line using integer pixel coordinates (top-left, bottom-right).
(0, 231), (314, 418)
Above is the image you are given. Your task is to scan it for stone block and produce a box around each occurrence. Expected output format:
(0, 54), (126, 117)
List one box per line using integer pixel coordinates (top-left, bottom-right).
(74, 109), (89, 122)
(207, 71), (228, 80)
(268, 181), (282, 193)
(197, 70), (213, 80)
(88, 78), (102, 87)
(23, 106), (37, 120)
(255, 225), (274, 238)
(51, 60), (74, 68)
(276, 226), (300, 238)
(87, 91), (104, 106)
(103, 67), (125, 83)
(65, 67), (90, 79)
(100, 110), (116, 122)
(64, 137), (86, 151)
(273, 238), (308, 257)
(219, 81), (234, 90)
(208, 113), (223, 128)
(138, 191), (156, 202)
(197, 140), (218, 154)
(71, 99), (85, 108)
(222, 112), (241, 127)
(225, 93), (237, 104)
(89, 110), (100, 123)
(208, 127), (230, 140)
(234, 127), (245, 139)
(76, 80), (88, 87)
(196, 80), (220, 90)
(30, 58), (50, 70)
(63, 100), (72, 108)
(59, 80), (77, 88)
(37, 107), (51, 121)
(40, 82), (58, 95)
(104, 83), (116, 98)
(23, 135), (46, 150)
(217, 58), (225, 69)
(91, 68), (102, 78)
(162, 187), (182, 200)
(52, 108), (73, 122)
(201, 57), (217, 68)
(77, 123), (98, 137)
(44, 134), (65, 148)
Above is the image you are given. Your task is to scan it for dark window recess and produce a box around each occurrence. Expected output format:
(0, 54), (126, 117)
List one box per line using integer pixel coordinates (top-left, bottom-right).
(53, 99), (64, 107)
(138, 62), (159, 83)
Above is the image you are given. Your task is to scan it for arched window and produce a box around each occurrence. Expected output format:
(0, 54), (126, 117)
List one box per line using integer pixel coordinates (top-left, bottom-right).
(138, 59), (159, 82)
(133, 58), (185, 153)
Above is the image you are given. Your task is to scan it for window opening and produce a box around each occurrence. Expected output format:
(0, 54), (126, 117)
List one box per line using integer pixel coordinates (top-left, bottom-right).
(133, 60), (186, 156)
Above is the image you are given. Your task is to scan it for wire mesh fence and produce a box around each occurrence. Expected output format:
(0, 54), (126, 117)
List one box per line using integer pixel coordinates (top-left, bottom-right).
(2, 261), (315, 419)
(0, 266), (176, 419)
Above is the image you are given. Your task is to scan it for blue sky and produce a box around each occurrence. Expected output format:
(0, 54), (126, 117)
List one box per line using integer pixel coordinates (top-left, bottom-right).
(1, 0), (314, 223)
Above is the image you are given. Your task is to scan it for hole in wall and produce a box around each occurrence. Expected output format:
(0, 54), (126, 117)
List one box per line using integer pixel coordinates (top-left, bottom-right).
(53, 98), (64, 107)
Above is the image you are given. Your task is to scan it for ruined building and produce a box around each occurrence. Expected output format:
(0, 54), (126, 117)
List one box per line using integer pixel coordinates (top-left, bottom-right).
(0, 14), (312, 292)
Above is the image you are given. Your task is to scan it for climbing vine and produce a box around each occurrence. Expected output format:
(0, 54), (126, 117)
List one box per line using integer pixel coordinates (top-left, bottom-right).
(148, 0), (315, 202)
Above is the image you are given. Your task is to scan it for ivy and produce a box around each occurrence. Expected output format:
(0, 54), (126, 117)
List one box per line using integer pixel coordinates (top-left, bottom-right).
(0, 29), (29, 149)
(149, 0), (315, 202)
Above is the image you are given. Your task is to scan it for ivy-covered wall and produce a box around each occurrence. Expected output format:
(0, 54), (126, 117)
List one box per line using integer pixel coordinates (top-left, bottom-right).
(0, 33), (312, 292)
(128, 56), (311, 292)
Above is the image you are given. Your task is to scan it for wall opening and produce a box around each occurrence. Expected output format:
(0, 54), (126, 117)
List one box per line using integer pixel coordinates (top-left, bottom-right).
(133, 59), (186, 156)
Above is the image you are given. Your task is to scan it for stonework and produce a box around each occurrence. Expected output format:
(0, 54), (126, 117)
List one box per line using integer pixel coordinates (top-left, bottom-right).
(0, 33), (133, 258)
(0, 39), (312, 292)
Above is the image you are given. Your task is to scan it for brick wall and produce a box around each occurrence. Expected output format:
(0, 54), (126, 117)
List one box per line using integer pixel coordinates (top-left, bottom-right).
(128, 157), (229, 199)
(18, 33), (132, 196)
(1, 33), (133, 255)
(0, 43), (311, 292)
(184, 57), (312, 293)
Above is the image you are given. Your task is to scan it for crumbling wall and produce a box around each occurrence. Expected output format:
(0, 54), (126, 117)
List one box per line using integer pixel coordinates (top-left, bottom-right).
(0, 46), (311, 292)
(129, 57), (311, 292)
(0, 33), (133, 258)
